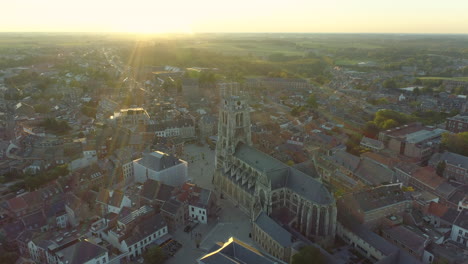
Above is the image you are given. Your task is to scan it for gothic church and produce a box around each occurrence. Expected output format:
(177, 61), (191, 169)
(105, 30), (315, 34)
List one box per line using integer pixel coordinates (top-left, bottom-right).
(214, 93), (337, 243)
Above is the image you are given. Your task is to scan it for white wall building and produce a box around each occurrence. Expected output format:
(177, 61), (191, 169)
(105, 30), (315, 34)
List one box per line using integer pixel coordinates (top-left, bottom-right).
(103, 210), (168, 261)
(122, 161), (134, 184)
(133, 151), (188, 186)
(188, 189), (213, 224)
(450, 209), (468, 247)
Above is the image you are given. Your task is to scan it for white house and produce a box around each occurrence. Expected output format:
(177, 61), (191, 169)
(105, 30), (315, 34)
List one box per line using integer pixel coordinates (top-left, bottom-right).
(133, 151), (188, 186)
(70, 150), (98, 171)
(450, 209), (468, 247)
(96, 189), (132, 215)
(103, 209), (168, 261)
(122, 160), (134, 184)
(188, 189), (213, 224)
(55, 241), (109, 264)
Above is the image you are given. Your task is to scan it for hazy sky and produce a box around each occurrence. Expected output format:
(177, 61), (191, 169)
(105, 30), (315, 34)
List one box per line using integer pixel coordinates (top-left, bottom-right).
(1, 0), (468, 33)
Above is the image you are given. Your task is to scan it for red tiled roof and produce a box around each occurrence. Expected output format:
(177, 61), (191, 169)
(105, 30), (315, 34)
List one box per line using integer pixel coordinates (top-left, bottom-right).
(412, 167), (446, 190)
(428, 202), (449, 217)
(7, 197), (28, 212)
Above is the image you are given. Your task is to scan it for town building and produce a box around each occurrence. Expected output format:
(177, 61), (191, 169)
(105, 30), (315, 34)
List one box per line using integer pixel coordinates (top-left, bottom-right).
(429, 151), (468, 184)
(445, 114), (468, 133)
(104, 210), (169, 261)
(54, 241), (109, 264)
(139, 179), (175, 209)
(336, 213), (422, 264)
(382, 225), (430, 260)
(360, 136), (384, 151)
(378, 123), (447, 162)
(198, 115), (217, 140)
(450, 209), (468, 247)
(133, 151), (188, 186)
(161, 198), (186, 232)
(151, 118), (196, 139)
(96, 189), (132, 215)
(252, 212), (293, 263)
(337, 184), (412, 227)
(198, 237), (287, 264)
(112, 108), (150, 128)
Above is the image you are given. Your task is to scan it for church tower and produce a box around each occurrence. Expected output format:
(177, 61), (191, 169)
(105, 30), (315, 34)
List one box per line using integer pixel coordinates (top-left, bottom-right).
(215, 91), (252, 170)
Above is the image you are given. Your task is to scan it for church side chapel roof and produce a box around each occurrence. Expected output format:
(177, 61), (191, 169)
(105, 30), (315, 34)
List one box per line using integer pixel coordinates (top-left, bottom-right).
(234, 143), (334, 205)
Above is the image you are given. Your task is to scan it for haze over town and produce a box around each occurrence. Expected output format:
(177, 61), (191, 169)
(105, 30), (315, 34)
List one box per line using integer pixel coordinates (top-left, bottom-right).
(0, 1), (467, 264)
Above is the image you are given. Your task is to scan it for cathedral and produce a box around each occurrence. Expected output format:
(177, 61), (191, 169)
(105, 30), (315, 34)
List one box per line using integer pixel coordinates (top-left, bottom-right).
(214, 93), (337, 243)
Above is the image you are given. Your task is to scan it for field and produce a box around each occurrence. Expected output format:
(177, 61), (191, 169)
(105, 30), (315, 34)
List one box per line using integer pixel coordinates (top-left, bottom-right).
(182, 40), (304, 56)
(419, 77), (468, 82)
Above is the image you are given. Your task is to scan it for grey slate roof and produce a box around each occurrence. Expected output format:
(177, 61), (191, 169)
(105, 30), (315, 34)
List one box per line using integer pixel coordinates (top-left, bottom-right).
(429, 151), (468, 169)
(354, 158), (395, 185)
(234, 144), (333, 205)
(140, 179), (175, 202)
(453, 209), (468, 229)
(199, 237), (283, 264)
(293, 160), (320, 179)
(56, 241), (107, 264)
(136, 151), (183, 172)
(124, 213), (167, 246)
(329, 150), (360, 171)
(254, 212), (292, 247)
(346, 184), (410, 213)
(195, 189), (211, 208)
(161, 199), (183, 216)
(338, 212), (398, 256)
(382, 225), (427, 254)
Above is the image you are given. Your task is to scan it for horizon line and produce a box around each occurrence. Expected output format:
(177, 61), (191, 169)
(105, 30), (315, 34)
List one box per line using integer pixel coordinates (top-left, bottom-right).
(1, 31), (468, 35)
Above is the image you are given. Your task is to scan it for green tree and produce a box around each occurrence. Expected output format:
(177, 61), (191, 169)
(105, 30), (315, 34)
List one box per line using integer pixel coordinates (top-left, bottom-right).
(306, 94), (318, 109)
(362, 121), (380, 138)
(441, 132), (468, 156)
(436, 161), (446, 177)
(34, 104), (50, 114)
(382, 119), (399, 130)
(383, 79), (397, 89)
(292, 246), (325, 264)
(81, 105), (97, 118)
(143, 246), (166, 264)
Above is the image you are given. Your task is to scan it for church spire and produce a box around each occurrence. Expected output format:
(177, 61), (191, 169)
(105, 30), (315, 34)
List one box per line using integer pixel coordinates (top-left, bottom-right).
(215, 84), (252, 170)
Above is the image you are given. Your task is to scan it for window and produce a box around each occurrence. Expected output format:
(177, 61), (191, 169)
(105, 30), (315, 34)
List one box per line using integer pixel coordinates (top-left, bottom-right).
(202, 216), (204, 221)
(191, 207), (194, 212)
(102, 257), (107, 263)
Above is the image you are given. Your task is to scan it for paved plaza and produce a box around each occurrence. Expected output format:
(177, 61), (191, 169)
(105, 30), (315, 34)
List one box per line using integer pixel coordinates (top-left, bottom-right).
(165, 144), (258, 263)
(182, 143), (216, 190)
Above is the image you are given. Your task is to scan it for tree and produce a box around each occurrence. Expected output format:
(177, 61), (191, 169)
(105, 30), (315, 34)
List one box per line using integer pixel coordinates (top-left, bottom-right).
(143, 246), (166, 264)
(292, 246), (325, 264)
(41, 118), (71, 135)
(441, 132), (468, 156)
(383, 79), (397, 89)
(413, 87), (421, 96)
(436, 161), (446, 177)
(362, 121), (380, 138)
(34, 104), (50, 114)
(81, 105), (97, 118)
(306, 94), (318, 109)
(382, 119), (399, 130)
